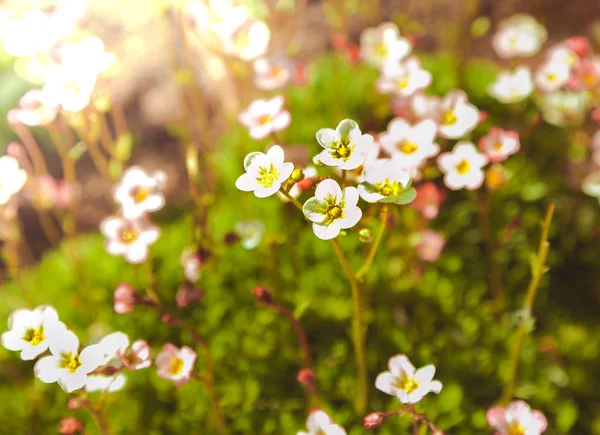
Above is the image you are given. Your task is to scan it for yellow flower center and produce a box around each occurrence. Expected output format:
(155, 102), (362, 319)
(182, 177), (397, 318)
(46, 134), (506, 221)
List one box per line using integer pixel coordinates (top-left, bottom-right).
(60, 352), (82, 373)
(169, 356), (185, 376)
(398, 140), (419, 155)
(375, 43), (388, 59)
(395, 375), (420, 393)
(120, 228), (138, 244)
(22, 326), (45, 346)
(441, 111), (457, 126)
(375, 178), (402, 197)
(455, 159), (470, 175)
(130, 187), (150, 204)
(493, 141), (504, 151)
(327, 205), (343, 220)
(397, 77), (410, 90)
(258, 114), (272, 125)
(330, 138), (354, 161)
(257, 164), (280, 188)
(546, 72), (556, 82)
(507, 423), (526, 435)
(584, 74), (596, 85)
(271, 67), (286, 78)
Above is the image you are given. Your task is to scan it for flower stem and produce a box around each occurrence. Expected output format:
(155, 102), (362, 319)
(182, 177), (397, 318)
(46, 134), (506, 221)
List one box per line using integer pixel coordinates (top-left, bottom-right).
(356, 204), (389, 281)
(500, 203), (555, 404)
(279, 187), (304, 211)
(330, 238), (368, 414)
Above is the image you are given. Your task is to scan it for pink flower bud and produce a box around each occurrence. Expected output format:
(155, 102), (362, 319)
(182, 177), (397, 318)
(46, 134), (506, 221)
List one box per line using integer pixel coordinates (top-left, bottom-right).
(416, 230), (446, 262)
(122, 339), (152, 370)
(59, 417), (83, 434)
(176, 283), (204, 309)
(297, 368), (315, 387)
(114, 283), (137, 314)
(364, 412), (385, 429)
(252, 285), (273, 304)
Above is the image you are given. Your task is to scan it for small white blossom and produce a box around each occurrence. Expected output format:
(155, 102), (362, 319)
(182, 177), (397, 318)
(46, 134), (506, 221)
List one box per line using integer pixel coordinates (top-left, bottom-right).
(492, 14), (547, 59)
(113, 166), (167, 219)
(487, 66), (534, 103)
(360, 22), (411, 68)
(314, 119), (374, 170)
(297, 409), (346, 435)
(419, 90), (480, 139)
(100, 216), (161, 264)
(224, 20), (270, 61)
(235, 220), (265, 250)
(487, 401), (548, 435)
(1, 306), (67, 360)
(303, 180), (362, 240)
(0, 156), (27, 205)
(189, 0), (248, 36)
(235, 145), (294, 198)
(54, 37), (115, 77)
(253, 55), (294, 91)
(358, 159), (413, 204)
(43, 65), (97, 113)
(34, 329), (104, 392)
(156, 343), (196, 386)
(478, 127), (520, 163)
(438, 142), (488, 190)
(238, 96), (291, 140)
(8, 89), (58, 127)
(379, 119), (439, 167)
(534, 58), (571, 92)
(2, 10), (59, 57)
(376, 56), (432, 97)
(375, 354), (443, 404)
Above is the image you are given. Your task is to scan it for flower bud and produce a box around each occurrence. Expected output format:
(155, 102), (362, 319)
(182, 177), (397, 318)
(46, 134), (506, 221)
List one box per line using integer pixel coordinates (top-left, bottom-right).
(176, 282), (204, 308)
(113, 283), (139, 314)
(59, 417), (83, 434)
(296, 368), (315, 387)
(364, 412), (386, 429)
(291, 168), (305, 183)
(252, 285), (273, 304)
(358, 228), (373, 243)
(161, 313), (174, 324)
(223, 232), (240, 245)
(67, 397), (84, 410)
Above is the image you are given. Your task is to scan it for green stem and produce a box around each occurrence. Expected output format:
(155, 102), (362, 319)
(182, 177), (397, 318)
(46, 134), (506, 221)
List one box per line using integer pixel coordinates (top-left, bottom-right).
(330, 238), (367, 414)
(279, 187), (304, 211)
(356, 205), (388, 281)
(500, 203), (555, 404)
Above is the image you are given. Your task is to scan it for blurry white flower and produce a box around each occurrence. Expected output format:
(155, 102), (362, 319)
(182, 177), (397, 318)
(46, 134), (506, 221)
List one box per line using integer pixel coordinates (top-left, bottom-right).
(253, 55), (294, 91)
(3, 10), (58, 57)
(359, 22), (411, 68)
(437, 142), (488, 190)
(379, 119), (439, 167)
(492, 14), (547, 59)
(224, 20), (270, 61)
(375, 354), (443, 404)
(54, 38), (115, 77)
(7, 89), (58, 126)
(478, 127), (520, 163)
(43, 66), (97, 112)
(303, 179), (362, 240)
(113, 166), (167, 219)
(122, 339), (152, 371)
(85, 373), (127, 393)
(537, 90), (591, 127)
(376, 56), (432, 97)
(410, 93), (441, 120)
(487, 66), (534, 103)
(582, 171), (600, 199)
(97, 332), (151, 371)
(235, 145), (294, 197)
(567, 58), (600, 90)
(100, 216), (161, 264)
(156, 343), (196, 386)
(415, 229), (446, 262)
(180, 249), (202, 282)
(235, 220), (265, 249)
(314, 119), (374, 170)
(1, 306), (66, 360)
(358, 159), (413, 204)
(420, 90), (480, 139)
(297, 409), (346, 435)
(0, 156), (28, 205)
(534, 58), (571, 92)
(189, 0), (248, 36)
(238, 96), (291, 140)
(34, 329), (104, 392)
(546, 44), (579, 69)
(51, 0), (87, 34)
(487, 400), (548, 435)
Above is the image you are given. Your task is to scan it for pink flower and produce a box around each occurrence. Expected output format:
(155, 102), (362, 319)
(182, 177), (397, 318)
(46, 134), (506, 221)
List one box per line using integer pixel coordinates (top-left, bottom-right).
(59, 417), (83, 434)
(113, 283), (138, 314)
(415, 230), (445, 262)
(121, 339), (152, 371)
(238, 96), (291, 140)
(478, 127), (520, 163)
(156, 343), (196, 386)
(567, 59), (600, 90)
(487, 401), (547, 435)
(410, 182), (445, 219)
(7, 89), (58, 127)
(565, 36), (590, 59)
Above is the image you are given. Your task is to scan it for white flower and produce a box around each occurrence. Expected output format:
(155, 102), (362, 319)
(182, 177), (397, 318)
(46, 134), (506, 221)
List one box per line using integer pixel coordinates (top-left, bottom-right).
(314, 119), (374, 170)
(478, 127), (520, 163)
(417, 90), (479, 139)
(0, 156), (27, 205)
(487, 66), (534, 103)
(42, 65), (97, 112)
(358, 159), (413, 204)
(156, 343), (197, 386)
(302, 180), (362, 240)
(238, 96), (291, 140)
(379, 118), (439, 167)
(235, 145), (294, 198)
(54, 38), (115, 77)
(189, 0), (248, 36)
(2, 10), (59, 57)
(1, 306), (66, 360)
(376, 56), (432, 97)
(8, 88), (58, 127)
(375, 354), (443, 404)
(234, 220), (265, 249)
(437, 142), (488, 190)
(51, 0), (87, 34)
(100, 216), (161, 264)
(253, 55), (294, 91)
(487, 400), (548, 435)
(224, 20), (270, 61)
(546, 44), (580, 69)
(360, 22), (411, 68)
(97, 332), (130, 365)
(537, 90), (591, 127)
(492, 14), (547, 59)
(297, 409), (346, 435)
(113, 166), (167, 219)
(85, 373), (127, 393)
(582, 171), (600, 200)
(534, 58), (571, 92)
(34, 329), (104, 392)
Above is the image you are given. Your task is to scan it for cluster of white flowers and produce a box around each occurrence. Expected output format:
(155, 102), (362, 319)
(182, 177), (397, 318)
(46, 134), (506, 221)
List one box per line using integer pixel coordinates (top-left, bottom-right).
(1, 306), (150, 393)
(100, 167), (166, 264)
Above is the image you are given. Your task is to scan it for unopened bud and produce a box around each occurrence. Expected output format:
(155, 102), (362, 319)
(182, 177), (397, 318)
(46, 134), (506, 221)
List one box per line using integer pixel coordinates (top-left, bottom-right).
(291, 168), (305, 183)
(161, 313), (174, 324)
(176, 282), (204, 308)
(67, 397), (84, 410)
(364, 412), (386, 429)
(252, 285), (273, 304)
(223, 232), (240, 245)
(358, 228), (373, 243)
(114, 283), (139, 314)
(59, 417), (83, 434)
(296, 368), (315, 387)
